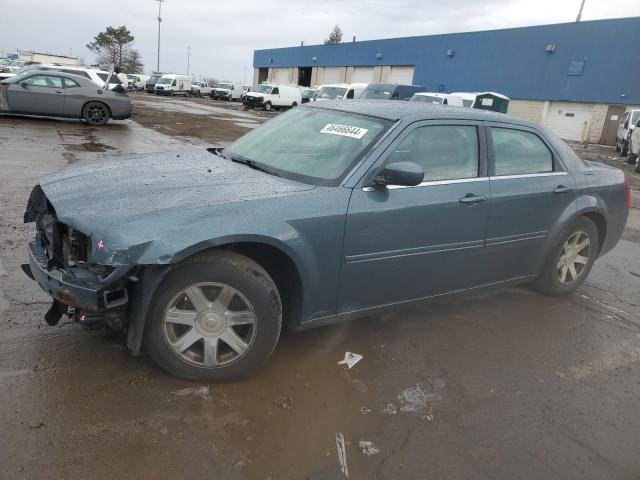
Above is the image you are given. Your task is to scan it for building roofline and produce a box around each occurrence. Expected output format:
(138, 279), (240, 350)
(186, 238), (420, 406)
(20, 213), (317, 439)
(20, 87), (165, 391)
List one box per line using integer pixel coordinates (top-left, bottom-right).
(254, 16), (640, 53)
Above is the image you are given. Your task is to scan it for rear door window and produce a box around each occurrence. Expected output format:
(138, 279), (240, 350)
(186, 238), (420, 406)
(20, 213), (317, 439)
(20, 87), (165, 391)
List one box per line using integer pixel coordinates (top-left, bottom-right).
(491, 128), (553, 176)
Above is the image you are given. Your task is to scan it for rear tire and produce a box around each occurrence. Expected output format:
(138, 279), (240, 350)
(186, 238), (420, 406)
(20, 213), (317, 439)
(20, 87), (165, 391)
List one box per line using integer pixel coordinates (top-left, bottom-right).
(532, 217), (599, 296)
(615, 138), (621, 152)
(634, 155), (640, 173)
(144, 251), (282, 381)
(82, 101), (110, 126)
(291, 101), (298, 107)
(626, 142), (636, 164)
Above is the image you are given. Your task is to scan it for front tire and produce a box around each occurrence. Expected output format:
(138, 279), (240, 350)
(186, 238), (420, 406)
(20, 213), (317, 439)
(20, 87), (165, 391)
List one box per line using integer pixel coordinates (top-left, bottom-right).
(626, 141), (636, 164)
(532, 217), (599, 296)
(144, 251), (282, 381)
(634, 154), (640, 173)
(82, 101), (110, 126)
(264, 101), (272, 111)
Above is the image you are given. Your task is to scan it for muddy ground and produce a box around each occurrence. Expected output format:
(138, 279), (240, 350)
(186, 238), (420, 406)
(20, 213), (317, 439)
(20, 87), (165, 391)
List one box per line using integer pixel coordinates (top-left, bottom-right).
(0, 95), (639, 480)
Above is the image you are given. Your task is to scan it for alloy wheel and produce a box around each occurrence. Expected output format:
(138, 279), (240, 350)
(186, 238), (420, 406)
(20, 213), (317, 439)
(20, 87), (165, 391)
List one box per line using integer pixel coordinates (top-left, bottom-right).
(557, 231), (590, 284)
(87, 104), (106, 123)
(162, 282), (257, 367)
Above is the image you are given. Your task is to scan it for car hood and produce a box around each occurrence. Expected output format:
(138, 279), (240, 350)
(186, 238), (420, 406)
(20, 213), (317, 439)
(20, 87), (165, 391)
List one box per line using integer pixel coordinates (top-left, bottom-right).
(39, 149), (315, 249)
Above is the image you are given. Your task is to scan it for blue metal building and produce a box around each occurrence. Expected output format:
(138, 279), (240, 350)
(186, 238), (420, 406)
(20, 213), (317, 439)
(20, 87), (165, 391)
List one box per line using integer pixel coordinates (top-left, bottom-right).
(252, 17), (640, 143)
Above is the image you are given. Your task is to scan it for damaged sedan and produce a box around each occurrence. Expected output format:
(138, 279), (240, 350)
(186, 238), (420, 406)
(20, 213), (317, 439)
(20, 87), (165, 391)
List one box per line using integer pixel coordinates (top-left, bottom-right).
(23, 101), (630, 381)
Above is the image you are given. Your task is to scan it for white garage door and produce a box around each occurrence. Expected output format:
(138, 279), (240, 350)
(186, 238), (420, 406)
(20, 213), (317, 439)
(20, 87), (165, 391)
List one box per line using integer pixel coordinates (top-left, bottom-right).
(543, 102), (593, 141)
(352, 66), (375, 83)
(388, 66), (414, 84)
(321, 67), (343, 84)
(274, 68), (290, 84)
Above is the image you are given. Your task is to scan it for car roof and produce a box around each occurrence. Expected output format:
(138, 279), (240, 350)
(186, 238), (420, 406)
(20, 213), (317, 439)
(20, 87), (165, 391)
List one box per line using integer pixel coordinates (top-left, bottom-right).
(304, 99), (530, 125)
(12, 69), (97, 86)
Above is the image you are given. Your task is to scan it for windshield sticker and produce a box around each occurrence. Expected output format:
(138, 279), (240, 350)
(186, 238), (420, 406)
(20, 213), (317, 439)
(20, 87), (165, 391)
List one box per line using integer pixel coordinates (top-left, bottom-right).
(320, 124), (369, 139)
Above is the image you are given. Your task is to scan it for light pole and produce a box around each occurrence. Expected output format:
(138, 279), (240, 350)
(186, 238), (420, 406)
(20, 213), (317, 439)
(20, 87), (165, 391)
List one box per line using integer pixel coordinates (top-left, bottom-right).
(187, 46), (190, 75)
(156, 0), (165, 72)
(576, 0), (586, 22)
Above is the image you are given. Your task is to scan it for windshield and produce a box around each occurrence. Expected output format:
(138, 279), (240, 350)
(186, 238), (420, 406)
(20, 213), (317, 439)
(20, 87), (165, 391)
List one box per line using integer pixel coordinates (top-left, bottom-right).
(225, 107), (389, 185)
(156, 77), (173, 85)
(149, 74), (162, 82)
(410, 95), (444, 104)
(360, 89), (392, 100)
(127, 74), (137, 80)
(216, 83), (233, 90)
(254, 84), (273, 94)
(316, 86), (347, 100)
(632, 111), (640, 125)
(301, 89), (315, 98)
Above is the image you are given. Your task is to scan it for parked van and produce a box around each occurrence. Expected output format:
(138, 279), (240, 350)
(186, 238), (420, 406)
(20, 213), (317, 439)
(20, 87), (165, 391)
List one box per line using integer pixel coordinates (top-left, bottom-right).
(210, 82), (243, 101)
(126, 74), (150, 90)
(616, 109), (640, 157)
(360, 83), (426, 101)
(145, 72), (166, 93)
(243, 83), (302, 111)
(410, 92), (464, 106)
(314, 83), (368, 101)
(154, 74), (192, 96)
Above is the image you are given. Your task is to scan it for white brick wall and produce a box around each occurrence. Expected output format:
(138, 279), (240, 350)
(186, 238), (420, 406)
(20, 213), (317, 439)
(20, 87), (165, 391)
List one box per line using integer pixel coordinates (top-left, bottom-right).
(507, 100), (546, 123)
(587, 104), (608, 144)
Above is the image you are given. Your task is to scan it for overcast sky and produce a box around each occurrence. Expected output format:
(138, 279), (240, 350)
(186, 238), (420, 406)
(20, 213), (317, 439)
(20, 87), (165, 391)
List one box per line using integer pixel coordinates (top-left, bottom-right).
(1, 0), (638, 81)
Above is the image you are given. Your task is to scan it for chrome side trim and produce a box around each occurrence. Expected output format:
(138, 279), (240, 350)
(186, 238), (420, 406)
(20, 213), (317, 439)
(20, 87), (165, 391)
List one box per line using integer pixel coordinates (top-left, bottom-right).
(363, 176), (488, 191)
(345, 239), (484, 264)
(489, 172), (567, 180)
(486, 230), (548, 246)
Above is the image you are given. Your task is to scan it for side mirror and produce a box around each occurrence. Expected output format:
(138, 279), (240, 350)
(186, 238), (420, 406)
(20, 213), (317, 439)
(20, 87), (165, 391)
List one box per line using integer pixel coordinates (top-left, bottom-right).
(20, 82), (28, 88)
(373, 162), (424, 187)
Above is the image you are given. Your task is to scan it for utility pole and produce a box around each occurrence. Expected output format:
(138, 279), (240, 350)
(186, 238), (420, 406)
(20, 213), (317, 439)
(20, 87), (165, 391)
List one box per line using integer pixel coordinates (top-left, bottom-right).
(576, 0), (586, 22)
(187, 46), (190, 75)
(156, 0), (165, 72)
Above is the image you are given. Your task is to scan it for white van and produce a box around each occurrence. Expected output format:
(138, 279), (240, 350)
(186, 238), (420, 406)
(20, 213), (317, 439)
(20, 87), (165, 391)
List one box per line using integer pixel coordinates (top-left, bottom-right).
(243, 84), (302, 111)
(410, 92), (464, 106)
(314, 83), (368, 101)
(211, 82), (244, 101)
(154, 74), (192, 96)
(616, 109), (640, 157)
(126, 74), (150, 90)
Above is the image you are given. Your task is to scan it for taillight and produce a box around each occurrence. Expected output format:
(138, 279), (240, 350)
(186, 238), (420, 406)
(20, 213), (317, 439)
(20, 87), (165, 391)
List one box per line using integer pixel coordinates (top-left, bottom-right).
(626, 178), (631, 209)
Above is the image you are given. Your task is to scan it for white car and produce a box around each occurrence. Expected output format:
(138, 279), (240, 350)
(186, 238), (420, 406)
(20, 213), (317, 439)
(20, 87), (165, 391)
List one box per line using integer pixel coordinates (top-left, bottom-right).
(211, 82), (243, 101)
(314, 83), (368, 101)
(155, 74), (192, 96)
(243, 83), (302, 111)
(410, 92), (464, 106)
(39, 65), (124, 90)
(616, 109), (640, 158)
(191, 81), (212, 97)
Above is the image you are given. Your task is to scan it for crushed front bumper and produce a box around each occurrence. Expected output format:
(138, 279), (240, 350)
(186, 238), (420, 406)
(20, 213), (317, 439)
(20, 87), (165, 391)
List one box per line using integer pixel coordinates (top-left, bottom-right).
(28, 232), (132, 313)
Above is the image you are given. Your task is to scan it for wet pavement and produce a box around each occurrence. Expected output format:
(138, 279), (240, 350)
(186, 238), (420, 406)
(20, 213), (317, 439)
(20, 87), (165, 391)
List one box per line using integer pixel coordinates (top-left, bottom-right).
(1, 100), (639, 480)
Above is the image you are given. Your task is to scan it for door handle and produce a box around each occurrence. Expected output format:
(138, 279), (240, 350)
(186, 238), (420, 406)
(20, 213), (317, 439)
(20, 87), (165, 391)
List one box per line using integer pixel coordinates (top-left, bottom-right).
(553, 185), (572, 194)
(459, 193), (488, 205)
(55, 90), (63, 94)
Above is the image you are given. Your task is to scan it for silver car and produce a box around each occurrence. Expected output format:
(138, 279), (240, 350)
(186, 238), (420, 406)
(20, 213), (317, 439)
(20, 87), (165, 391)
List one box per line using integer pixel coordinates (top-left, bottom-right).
(0, 69), (132, 125)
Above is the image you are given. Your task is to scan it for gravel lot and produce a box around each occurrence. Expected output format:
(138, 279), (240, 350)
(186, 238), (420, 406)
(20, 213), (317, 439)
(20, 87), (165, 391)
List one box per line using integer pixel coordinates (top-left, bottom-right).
(1, 95), (639, 480)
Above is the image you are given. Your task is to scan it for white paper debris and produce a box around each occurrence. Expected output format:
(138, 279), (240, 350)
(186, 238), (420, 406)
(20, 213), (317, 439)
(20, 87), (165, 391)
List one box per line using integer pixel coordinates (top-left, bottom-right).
(358, 440), (381, 456)
(336, 432), (349, 478)
(173, 386), (210, 399)
(360, 406), (372, 415)
(398, 385), (427, 412)
(337, 352), (363, 369)
(382, 403), (398, 415)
